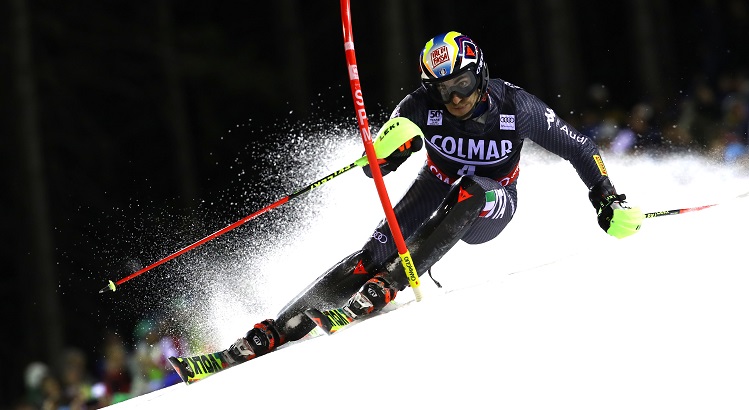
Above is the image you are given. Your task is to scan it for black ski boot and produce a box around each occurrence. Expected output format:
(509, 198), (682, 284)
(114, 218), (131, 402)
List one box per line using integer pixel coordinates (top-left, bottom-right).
(226, 319), (285, 363)
(344, 274), (398, 319)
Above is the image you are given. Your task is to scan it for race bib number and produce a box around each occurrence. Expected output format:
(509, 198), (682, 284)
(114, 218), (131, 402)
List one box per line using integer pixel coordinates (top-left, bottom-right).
(427, 110), (443, 126)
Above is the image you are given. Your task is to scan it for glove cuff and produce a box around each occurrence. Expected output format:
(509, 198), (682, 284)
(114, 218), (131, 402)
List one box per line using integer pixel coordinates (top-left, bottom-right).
(589, 178), (623, 211)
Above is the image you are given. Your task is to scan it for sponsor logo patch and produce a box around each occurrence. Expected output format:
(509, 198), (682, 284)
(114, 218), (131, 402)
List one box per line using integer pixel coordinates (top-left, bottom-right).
(499, 114), (515, 130)
(593, 154), (608, 176)
(427, 135), (513, 163)
(457, 186), (473, 203)
(430, 45), (450, 68)
(544, 108), (556, 130)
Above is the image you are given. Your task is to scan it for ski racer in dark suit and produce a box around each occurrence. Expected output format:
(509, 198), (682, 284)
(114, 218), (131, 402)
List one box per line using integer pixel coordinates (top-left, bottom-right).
(225, 31), (644, 362)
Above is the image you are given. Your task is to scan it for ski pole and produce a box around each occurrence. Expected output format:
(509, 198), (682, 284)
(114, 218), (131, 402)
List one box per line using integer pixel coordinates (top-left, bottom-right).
(644, 191), (749, 219)
(339, 0), (423, 301)
(99, 131), (414, 294)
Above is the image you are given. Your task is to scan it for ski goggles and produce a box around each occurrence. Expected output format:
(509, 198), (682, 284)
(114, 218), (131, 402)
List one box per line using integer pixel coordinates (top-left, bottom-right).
(422, 70), (478, 104)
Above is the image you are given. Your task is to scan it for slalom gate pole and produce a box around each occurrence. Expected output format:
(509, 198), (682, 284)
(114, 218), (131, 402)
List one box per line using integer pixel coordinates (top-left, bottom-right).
(339, 0), (422, 301)
(99, 136), (411, 294)
(644, 191), (749, 219)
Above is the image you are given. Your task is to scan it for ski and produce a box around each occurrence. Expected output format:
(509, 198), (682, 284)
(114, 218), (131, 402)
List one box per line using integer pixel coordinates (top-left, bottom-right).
(304, 300), (406, 335)
(168, 350), (240, 385)
(169, 327), (326, 384)
(304, 307), (356, 335)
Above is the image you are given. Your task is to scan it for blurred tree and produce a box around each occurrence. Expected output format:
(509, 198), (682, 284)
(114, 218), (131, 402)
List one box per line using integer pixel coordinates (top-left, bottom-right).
(10, 0), (64, 393)
(381, 0), (411, 107)
(275, 0), (310, 118)
(404, 0), (426, 65)
(515, 1), (545, 96)
(629, 0), (675, 111)
(543, 0), (585, 116)
(157, 0), (198, 211)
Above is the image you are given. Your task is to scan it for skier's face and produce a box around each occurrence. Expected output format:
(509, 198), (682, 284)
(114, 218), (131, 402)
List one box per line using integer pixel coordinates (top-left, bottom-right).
(445, 88), (480, 119)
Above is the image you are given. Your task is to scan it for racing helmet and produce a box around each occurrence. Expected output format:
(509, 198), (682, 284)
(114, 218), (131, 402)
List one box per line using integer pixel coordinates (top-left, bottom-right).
(419, 31), (490, 105)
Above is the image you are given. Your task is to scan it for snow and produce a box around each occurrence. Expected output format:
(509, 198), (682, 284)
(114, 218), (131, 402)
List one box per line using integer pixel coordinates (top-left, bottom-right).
(108, 143), (749, 410)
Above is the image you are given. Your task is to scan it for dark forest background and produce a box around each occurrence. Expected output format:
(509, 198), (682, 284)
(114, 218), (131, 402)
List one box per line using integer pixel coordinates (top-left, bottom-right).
(2, 0), (747, 406)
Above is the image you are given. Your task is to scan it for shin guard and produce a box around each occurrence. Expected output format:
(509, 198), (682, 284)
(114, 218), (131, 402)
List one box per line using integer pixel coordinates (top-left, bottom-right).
(274, 249), (378, 341)
(383, 176), (487, 289)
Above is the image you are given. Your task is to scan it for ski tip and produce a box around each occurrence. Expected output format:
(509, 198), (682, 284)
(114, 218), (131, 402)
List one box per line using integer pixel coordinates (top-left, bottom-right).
(99, 280), (116, 294)
(168, 356), (193, 384)
(168, 352), (235, 385)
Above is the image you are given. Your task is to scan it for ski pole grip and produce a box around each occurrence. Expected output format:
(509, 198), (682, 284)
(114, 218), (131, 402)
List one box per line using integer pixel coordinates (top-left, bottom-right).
(353, 117), (424, 167)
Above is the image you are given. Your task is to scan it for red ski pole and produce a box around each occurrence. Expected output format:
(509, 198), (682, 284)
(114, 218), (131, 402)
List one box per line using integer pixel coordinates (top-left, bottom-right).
(644, 204), (717, 218)
(99, 134), (413, 294)
(339, 0), (422, 301)
(644, 191), (749, 219)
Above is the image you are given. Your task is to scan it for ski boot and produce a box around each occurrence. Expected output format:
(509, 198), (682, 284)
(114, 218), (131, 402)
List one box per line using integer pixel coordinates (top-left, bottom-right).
(343, 274), (398, 319)
(225, 319), (285, 364)
(305, 274), (399, 334)
(169, 319), (286, 384)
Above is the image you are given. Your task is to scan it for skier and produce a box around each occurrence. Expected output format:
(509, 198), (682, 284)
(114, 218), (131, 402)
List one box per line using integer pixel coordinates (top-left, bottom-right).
(226, 31), (644, 362)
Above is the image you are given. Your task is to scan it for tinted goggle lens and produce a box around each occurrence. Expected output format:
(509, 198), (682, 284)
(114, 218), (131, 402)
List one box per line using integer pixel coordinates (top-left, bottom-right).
(423, 71), (478, 104)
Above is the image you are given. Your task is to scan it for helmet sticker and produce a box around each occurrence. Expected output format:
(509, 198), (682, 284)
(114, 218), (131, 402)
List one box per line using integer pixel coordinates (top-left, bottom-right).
(460, 41), (478, 69)
(430, 46), (450, 70)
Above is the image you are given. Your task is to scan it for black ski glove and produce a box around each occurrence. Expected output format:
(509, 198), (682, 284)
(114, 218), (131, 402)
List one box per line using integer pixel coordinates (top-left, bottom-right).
(589, 179), (644, 239)
(363, 136), (423, 178)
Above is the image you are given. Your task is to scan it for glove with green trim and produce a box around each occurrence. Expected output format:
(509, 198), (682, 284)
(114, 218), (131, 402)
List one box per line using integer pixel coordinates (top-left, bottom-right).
(589, 179), (644, 239)
(363, 118), (423, 178)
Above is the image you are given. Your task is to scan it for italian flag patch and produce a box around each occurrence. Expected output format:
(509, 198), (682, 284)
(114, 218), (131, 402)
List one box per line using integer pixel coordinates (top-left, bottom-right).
(479, 189), (506, 219)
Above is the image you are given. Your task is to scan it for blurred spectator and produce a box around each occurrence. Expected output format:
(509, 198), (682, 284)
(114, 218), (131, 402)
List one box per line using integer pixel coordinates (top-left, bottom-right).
(609, 103), (663, 155)
(9, 400), (37, 410)
(707, 71), (749, 161)
(130, 316), (185, 396)
(130, 318), (163, 396)
(58, 347), (96, 409)
(39, 374), (63, 410)
(677, 79), (721, 150)
(98, 332), (133, 406)
(579, 83), (623, 148)
(23, 362), (50, 408)
(722, 93), (749, 142)
(721, 131), (748, 162)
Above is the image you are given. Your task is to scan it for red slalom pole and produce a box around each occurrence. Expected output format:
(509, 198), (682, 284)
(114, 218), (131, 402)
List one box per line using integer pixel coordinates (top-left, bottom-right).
(339, 0), (422, 301)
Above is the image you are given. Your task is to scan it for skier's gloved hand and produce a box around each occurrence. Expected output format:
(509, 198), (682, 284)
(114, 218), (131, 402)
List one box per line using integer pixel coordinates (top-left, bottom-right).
(363, 134), (423, 177)
(589, 179), (644, 239)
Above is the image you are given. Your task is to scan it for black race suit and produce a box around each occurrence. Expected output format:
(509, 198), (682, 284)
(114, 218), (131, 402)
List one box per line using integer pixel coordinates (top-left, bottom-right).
(361, 78), (610, 275)
(274, 78), (611, 341)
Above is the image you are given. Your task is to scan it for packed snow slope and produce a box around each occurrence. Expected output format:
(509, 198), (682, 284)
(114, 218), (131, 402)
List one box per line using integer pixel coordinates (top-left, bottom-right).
(109, 142), (749, 410)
